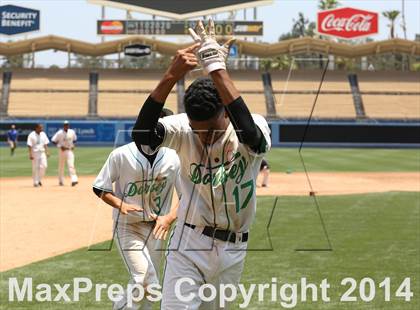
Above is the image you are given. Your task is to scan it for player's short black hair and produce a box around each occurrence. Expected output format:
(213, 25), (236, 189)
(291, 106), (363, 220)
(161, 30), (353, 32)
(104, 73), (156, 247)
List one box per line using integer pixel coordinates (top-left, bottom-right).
(184, 77), (223, 121)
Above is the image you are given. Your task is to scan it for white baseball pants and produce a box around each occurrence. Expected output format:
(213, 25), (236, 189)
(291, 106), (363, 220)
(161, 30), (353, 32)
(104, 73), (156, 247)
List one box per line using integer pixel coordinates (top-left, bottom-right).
(161, 223), (247, 310)
(260, 167), (269, 187)
(58, 149), (78, 183)
(32, 152), (47, 186)
(113, 221), (163, 310)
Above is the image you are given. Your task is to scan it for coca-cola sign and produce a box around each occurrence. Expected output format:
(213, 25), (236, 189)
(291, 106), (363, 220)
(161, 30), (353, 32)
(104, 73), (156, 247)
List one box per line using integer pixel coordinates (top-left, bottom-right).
(317, 7), (378, 39)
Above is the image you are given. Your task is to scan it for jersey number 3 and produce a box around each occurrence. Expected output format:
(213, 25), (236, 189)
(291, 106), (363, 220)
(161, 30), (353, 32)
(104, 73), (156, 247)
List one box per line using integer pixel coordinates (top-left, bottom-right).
(233, 180), (254, 213)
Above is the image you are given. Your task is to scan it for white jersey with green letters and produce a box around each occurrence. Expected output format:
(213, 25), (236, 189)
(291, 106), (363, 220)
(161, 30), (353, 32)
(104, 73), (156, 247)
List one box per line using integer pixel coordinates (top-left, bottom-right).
(93, 142), (180, 223)
(159, 113), (271, 232)
(93, 142), (180, 309)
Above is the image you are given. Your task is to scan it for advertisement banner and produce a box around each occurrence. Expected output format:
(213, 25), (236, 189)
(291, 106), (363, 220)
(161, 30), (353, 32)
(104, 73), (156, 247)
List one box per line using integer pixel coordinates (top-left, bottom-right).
(0, 5), (40, 36)
(45, 123), (116, 143)
(317, 7), (378, 39)
(97, 20), (263, 36)
(124, 44), (152, 57)
(0, 122), (37, 142)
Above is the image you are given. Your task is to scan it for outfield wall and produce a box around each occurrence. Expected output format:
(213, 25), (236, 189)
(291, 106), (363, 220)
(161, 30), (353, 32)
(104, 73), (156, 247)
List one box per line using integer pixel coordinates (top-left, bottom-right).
(1, 119), (419, 148)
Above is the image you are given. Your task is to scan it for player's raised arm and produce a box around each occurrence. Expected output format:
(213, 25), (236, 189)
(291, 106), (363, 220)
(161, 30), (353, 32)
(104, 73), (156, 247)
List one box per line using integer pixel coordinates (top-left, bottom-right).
(190, 19), (267, 153)
(131, 43), (199, 149)
(212, 72), (266, 152)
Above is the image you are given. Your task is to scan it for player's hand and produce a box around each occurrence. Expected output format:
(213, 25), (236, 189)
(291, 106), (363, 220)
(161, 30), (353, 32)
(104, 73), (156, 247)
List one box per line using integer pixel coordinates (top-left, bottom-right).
(188, 18), (236, 74)
(29, 154), (34, 160)
(166, 43), (200, 80)
(46, 152), (50, 158)
(151, 214), (174, 240)
(119, 203), (142, 215)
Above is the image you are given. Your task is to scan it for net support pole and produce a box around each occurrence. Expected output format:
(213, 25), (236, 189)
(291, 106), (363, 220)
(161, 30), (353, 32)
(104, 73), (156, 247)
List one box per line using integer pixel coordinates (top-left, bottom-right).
(88, 72), (99, 118)
(0, 71), (12, 117)
(261, 71), (277, 118)
(177, 76), (185, 113)
(348, 73), (366, 119)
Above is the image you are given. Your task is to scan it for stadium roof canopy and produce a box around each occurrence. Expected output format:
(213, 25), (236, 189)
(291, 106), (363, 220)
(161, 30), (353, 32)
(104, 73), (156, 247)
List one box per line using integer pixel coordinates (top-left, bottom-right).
(1, 36), (419, 58)
(87, 0), (273, 19)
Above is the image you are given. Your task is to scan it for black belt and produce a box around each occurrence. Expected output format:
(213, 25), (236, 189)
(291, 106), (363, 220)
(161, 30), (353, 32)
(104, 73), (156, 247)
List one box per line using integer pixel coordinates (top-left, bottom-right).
(184, 223), (248, 243)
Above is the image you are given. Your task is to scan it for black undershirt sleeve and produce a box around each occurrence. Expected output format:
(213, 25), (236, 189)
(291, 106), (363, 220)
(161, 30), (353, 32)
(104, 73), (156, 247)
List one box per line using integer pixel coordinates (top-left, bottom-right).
(131, 96), (166, 150)
(92, 187), (112, 198)
(225, 96), (265, 153)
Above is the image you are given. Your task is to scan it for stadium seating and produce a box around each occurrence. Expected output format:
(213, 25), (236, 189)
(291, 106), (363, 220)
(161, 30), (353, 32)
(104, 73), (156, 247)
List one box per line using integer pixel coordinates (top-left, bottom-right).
(363, 96), (420, 119)
(4, 69), (419, 119)
(7, 70), (88, 116)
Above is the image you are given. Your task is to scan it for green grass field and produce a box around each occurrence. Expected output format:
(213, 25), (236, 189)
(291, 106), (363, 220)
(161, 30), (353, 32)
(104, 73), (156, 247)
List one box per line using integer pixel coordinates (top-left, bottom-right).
(1, 147), (419, 177)
(1, 192), (418, 309)
(1, 147), (419, 309)
(0, 147), (111, 178)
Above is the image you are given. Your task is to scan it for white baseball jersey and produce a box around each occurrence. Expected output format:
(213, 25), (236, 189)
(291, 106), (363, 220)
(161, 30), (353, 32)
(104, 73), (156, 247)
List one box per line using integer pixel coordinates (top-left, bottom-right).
(159, 113), (271, 232)
(27, 131), (49, 152)
(93, 142), (180, 223)
(51, 129), (77, 149)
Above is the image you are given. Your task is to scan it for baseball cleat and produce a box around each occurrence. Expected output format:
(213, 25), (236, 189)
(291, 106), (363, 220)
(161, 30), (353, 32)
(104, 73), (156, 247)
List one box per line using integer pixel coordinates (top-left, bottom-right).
(71, 181), (78, 187)
(59, 182), (64, 186)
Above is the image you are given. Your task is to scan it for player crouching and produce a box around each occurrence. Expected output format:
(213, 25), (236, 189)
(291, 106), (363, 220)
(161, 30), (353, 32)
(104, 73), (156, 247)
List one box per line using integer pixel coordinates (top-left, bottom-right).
(92, 109), (180, 310)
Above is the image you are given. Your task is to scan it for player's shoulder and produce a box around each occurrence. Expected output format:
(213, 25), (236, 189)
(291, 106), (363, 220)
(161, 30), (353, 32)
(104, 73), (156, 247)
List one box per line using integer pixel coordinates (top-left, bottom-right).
(252, 114), (270, 131)
(165, 113), (189, 122)
(251, 113), (268, 125)
(53, 129), (62, 137)
(160, 147), (180, 162)
(103, 144), (125, 163)
(28, 131), (40, 138)
(159, 113), (190, 130)
(120, 142), (152, 163)
(111, 143), (132, 156)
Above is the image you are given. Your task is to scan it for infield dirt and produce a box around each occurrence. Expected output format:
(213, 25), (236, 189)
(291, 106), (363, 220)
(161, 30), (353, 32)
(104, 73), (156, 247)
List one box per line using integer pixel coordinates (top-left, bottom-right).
(1, 172), (418, 271)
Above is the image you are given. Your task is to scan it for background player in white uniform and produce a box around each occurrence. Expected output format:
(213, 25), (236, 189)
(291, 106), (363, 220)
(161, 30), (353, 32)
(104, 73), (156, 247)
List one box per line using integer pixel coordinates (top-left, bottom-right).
(51, 120), (79, 186)
(132, 19), (271, 309)
(27, 123), (50, 187)
(93, 111), (180, 310)
(258, 158), (270, 187)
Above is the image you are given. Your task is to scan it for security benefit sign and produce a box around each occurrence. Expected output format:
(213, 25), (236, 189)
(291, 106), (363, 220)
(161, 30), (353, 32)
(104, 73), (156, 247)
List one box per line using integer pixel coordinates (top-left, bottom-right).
(0, 5), (40, 35)
(317, 7), (378, 39)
